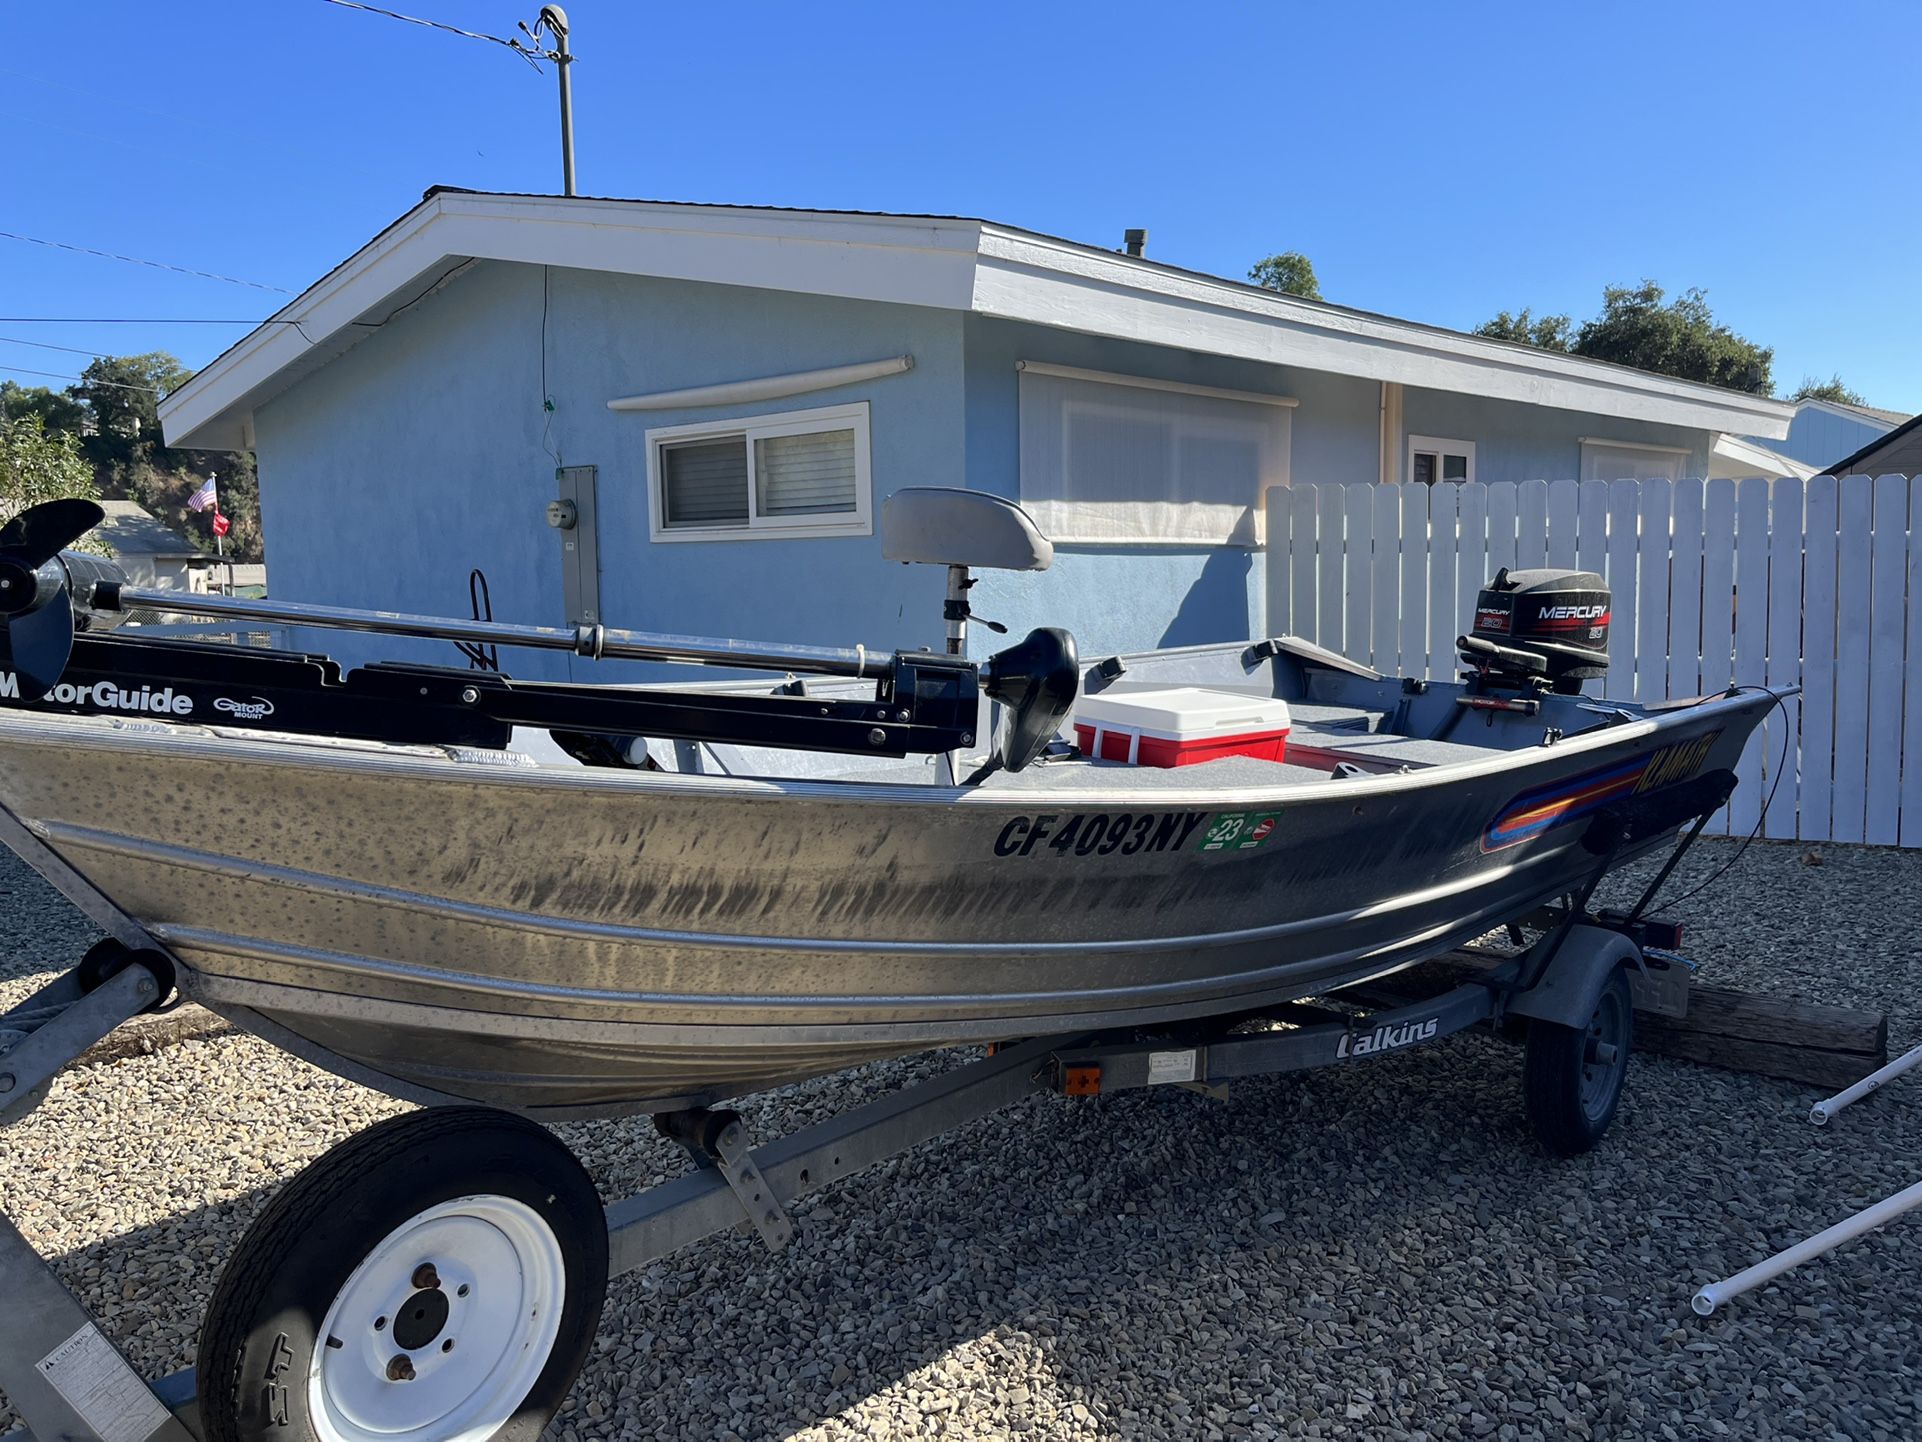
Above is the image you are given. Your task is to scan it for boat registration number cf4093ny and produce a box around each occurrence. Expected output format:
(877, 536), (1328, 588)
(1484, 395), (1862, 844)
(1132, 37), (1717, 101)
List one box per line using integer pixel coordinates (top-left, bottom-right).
(990, 809), (1291, 858)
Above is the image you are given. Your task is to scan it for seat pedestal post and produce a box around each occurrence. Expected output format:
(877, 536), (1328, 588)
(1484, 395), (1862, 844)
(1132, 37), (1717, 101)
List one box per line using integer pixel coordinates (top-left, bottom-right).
(944, 564), (970, 656)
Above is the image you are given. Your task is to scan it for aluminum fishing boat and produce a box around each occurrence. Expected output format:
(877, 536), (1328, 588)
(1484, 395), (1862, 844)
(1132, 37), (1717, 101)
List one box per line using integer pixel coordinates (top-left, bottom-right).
(0, 489), (1775, 1118)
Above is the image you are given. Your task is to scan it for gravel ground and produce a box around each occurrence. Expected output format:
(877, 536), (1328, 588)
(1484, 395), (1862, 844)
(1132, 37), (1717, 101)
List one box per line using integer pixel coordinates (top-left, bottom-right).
(3, 836), (1921, 1440)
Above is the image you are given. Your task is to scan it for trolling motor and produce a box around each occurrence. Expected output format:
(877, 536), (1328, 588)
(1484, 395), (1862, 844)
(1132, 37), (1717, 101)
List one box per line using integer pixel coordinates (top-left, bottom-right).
(0, 499), (1079, 773)
(0, 501), (128, 700)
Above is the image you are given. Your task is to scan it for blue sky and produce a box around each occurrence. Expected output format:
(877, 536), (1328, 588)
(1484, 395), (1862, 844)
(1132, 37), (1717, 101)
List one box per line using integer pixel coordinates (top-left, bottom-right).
(3, 0), (1917, 414)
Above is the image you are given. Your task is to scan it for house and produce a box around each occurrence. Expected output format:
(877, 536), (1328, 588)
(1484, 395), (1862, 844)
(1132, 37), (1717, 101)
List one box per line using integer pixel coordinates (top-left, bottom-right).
(93, 499), (210, 591)
(1822, 411), (1922, 479)
(157, 189), (1795, 672)
(1741, 397), (1909, 474)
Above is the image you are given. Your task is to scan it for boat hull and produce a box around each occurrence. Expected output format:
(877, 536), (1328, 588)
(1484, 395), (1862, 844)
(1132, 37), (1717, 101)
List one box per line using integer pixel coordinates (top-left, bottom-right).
(0, 690), (1771, 1116)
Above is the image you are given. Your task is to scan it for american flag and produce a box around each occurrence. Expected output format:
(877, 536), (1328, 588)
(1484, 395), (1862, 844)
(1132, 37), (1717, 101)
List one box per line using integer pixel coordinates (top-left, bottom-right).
(187, 475), (218, 513)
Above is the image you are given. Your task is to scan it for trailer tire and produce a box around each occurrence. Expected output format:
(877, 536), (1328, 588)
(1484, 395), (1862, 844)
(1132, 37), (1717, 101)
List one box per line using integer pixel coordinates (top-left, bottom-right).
(197, 1107), (607, 1442)
(1523, 966), (1633, 1157)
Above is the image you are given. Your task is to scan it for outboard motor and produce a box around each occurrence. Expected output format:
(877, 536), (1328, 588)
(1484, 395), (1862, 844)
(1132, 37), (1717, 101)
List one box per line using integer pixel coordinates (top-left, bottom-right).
(1458, 567), (1610, 695)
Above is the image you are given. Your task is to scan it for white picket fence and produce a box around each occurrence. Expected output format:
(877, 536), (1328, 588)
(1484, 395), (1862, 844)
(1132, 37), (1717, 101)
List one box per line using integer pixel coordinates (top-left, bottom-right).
(1264, 475), (1922, 848)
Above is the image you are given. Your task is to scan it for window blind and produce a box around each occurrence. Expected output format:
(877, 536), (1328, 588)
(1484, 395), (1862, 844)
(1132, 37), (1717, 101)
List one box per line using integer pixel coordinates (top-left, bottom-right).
(1018, 370), (1290, 544)
(662, 439), (749, 527)
(1581, 442), (1684, 485)
(756, 428), (857, 517)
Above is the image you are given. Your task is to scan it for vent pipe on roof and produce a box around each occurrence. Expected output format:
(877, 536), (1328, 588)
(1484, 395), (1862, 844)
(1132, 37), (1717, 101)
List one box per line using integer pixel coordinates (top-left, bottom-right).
(1122, 228), (1148, 258)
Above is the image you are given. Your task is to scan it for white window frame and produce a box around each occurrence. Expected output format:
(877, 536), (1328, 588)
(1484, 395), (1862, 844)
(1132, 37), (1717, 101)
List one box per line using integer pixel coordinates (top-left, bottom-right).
(645, 401), (873, 542)
(1406, 434), (1477, 486)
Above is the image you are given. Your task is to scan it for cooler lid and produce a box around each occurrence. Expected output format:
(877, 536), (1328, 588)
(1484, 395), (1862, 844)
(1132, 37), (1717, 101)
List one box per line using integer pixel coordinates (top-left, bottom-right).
(1074, 687), (1292, 739)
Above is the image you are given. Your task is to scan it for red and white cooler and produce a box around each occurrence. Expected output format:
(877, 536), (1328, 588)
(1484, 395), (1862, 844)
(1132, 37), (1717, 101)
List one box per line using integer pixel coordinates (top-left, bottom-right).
(1072, 688), (1292, 768)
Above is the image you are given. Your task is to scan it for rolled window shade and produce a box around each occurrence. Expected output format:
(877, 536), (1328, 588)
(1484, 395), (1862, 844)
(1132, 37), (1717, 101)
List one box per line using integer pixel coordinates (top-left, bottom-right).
(1018, 370), (1289, 544)
(662, 438), (749, 526)
(756, 428), (857, 517)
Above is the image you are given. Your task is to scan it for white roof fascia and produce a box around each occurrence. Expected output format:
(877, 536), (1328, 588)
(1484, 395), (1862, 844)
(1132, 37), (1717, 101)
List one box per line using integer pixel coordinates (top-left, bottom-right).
(162, 193), (1798, 451)
(1795, 397), (1906, 431)
(973, 227), (1794, 439)
(1712, 433), (1816, 481)
(427, 196), (983, 313)
(162, 195), (982, 450)
(160, 194), (455, 450)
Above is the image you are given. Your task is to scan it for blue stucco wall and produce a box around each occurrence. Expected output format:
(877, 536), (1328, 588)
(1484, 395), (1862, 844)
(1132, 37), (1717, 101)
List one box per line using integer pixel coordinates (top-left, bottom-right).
(251, 263), (1742, 683)
(1743, 404), (1897, 471)
(254, 262), (967, 679)
(1399, 385), (1711, 483)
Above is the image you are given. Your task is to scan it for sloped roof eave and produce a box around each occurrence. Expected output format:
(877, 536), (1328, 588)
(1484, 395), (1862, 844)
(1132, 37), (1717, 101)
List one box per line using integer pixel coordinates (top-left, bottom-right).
(159, 191), (1799, 452)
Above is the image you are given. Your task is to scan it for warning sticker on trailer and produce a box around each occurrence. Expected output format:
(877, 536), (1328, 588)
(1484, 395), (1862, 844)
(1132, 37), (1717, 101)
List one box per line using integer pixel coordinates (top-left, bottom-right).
(37, 1323), (175, 1442)
(1146, 1049), (1199, 1085)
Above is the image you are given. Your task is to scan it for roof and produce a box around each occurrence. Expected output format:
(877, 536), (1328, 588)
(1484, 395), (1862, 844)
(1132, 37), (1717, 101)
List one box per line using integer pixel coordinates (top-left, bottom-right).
(159, 188), (1798, 452)
(1795, 396), (1911, 429)
(1712, 433), (1815, 481)
(1828, 399), (1910, 426)
(1825, 410), (1922, 476)
(94, 499), (202, 558)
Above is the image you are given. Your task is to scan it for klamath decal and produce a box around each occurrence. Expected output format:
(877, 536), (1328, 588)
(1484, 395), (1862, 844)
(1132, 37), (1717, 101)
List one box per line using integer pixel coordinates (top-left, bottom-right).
(1482, 730), (1722, 852)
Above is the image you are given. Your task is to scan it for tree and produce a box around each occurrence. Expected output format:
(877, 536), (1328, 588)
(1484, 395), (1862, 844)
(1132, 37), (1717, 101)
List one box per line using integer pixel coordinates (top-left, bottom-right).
(1474, 281), (1773, 394)
(10, 350), (269, 563)
(1, 412), (100, 527)
(74, 352), (193, 474)
(1572, 282), (1772, 394)
(1790, 373), (1865, 406)
(1248, 252), (1322, 301)
(0, 381), (87, 437)
(1474, 309), (1573, 351)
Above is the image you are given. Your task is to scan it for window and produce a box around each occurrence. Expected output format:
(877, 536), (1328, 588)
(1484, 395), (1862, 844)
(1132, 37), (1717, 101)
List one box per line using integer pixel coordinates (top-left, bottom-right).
(646, 402), (871, 541)
(1407, 435), (1475, 486)
(1017, 363), (1294, 545)
(1579, 438), (1687, 485)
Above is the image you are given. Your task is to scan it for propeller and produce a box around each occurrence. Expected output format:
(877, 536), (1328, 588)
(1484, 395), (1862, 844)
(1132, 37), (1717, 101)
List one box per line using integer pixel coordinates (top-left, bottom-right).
(981, 626), (1079, 774)
(0, 498), (106, 572)
(0, 499), (106, 701)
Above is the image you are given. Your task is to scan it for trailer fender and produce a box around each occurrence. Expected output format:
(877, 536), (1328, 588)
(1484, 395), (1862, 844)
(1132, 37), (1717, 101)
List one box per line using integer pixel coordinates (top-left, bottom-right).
(1505, 924), (1642, 1029)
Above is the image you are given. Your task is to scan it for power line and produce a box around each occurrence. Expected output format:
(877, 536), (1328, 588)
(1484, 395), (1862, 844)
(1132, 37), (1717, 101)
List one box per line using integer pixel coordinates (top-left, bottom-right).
(0, 317), (277, 324)
(0, 65), (211, 130)
(0, 364), (162, 393)
(0, 232), (295, 294)
(318, 0), (545, 68)
(0, 335), (109, 358)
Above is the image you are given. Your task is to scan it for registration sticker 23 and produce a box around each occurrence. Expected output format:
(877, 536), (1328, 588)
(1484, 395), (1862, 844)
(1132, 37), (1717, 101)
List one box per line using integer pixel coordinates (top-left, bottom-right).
(1197, 811), (1281, 852)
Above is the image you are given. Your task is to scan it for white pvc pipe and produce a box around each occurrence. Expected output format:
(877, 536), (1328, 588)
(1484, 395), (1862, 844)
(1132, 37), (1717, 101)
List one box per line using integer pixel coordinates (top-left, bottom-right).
(606, 355), (913, 411)
(1692, 1175), (1922, 1315)
(1810, 1042), (1922, 1126)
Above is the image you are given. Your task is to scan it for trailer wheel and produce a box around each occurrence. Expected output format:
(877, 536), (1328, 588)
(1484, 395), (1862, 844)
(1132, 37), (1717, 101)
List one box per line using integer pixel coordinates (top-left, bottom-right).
(1523, 966), (1633, 1157)
(197, 1107), (607, 1442)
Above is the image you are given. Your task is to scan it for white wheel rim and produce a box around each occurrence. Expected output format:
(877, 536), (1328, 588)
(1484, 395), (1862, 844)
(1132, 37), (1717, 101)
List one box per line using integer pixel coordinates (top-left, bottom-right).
(309, 1194), (566, 1442)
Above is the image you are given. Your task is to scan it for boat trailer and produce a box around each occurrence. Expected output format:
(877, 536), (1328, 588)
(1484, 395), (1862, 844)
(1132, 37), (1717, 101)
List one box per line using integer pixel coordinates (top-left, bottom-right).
(0, 797), (1691, 1442)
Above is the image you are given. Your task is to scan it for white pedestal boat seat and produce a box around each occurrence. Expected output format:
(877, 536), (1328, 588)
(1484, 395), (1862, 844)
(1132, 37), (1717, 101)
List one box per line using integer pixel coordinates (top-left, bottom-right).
(882, 488), (1052, 658)
(881, 487), (1054, 573)
(882, 488), (1071, 773)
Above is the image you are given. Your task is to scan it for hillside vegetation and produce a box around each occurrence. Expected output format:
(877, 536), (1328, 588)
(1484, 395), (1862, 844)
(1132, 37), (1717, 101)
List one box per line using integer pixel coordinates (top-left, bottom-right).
(0, 352), (261, 562)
